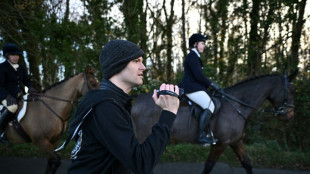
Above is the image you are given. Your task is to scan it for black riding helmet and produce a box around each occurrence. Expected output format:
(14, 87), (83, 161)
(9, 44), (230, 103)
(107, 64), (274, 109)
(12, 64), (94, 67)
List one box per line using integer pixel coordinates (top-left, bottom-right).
(188, 33), (207, 48)
(2, 43), (23, 58)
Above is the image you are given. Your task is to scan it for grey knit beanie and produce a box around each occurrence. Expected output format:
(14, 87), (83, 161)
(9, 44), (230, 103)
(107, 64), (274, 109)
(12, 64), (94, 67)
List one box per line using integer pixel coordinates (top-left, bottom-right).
(99, 40), (144, 79)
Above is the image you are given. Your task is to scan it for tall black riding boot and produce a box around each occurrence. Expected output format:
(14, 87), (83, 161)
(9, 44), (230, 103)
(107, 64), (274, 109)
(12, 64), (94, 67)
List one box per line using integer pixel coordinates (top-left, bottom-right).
(198, 109), (217, 145)
(0, 108), (14, 136)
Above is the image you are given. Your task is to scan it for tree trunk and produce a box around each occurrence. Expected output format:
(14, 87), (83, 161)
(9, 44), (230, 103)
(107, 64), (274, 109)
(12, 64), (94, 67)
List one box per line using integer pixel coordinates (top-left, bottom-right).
(164, 0), (175, 82)
(248, 0), (261, 77)
(181, 0), (187, 58)
(289, 0), (307, 73)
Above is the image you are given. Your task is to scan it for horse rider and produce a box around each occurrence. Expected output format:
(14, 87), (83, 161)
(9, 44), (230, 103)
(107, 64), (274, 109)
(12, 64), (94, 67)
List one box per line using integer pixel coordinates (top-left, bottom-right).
(0, 43), (37, 140)
(179, 33), (221, 145)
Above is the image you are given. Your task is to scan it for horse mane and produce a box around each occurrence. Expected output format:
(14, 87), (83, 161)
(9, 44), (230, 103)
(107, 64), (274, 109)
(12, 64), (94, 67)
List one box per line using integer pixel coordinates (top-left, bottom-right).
(226, 73), (280, 90)
(41, 72), (81, 93)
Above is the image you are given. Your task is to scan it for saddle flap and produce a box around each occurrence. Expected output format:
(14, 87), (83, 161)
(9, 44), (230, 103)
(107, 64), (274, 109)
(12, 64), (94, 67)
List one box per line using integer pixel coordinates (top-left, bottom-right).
(212, 96), (221, 114)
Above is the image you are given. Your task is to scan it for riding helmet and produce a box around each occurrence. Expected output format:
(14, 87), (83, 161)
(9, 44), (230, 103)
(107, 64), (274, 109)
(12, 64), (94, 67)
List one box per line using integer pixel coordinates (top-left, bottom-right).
(188, 33), (207, 48)
(2, 43), (23, 58)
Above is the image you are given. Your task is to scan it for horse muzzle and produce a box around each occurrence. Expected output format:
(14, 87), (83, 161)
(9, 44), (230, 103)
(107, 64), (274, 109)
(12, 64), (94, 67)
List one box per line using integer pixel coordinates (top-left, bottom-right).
(275, 106), (294, 121)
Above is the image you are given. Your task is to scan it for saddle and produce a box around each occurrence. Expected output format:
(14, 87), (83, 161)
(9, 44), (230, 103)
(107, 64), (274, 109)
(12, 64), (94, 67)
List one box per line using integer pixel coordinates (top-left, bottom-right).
(180, 93), (221, 120)
(0, 94), (32, 142)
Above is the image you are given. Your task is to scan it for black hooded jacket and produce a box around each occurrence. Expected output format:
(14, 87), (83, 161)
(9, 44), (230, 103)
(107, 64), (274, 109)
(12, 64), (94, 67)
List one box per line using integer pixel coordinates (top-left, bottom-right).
(68, 79), (176, 174)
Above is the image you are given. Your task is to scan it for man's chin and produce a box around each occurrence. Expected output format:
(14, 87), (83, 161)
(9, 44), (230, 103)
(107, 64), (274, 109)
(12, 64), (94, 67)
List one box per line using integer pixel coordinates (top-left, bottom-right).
(137, 80), (143, 86)
(132, 81), (143, 88)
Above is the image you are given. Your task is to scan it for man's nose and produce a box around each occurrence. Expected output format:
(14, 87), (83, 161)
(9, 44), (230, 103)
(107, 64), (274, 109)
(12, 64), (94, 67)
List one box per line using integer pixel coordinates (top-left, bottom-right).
(140, 63), (146, 70)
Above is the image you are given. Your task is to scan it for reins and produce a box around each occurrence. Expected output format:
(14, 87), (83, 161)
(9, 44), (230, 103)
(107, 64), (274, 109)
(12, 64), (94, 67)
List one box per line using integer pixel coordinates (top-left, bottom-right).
(24, 93), (74, 122)
(27, 92), (78, 104)
(23, 73), (90, 123)
(215, 90), (257, 120)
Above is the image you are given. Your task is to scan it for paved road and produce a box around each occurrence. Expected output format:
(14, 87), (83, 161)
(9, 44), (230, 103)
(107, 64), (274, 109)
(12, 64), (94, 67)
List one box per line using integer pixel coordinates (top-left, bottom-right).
(0, 156), (309, 174)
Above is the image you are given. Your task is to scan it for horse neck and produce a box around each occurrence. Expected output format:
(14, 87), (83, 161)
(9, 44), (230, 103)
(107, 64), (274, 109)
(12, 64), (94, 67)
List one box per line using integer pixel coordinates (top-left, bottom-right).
(226, 76), (282, 116)
(42, 73), (84, 119)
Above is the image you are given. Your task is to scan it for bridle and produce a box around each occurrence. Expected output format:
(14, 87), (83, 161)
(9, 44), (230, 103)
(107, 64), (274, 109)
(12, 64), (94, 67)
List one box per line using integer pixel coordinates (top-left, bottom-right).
(265, 74), (295, 117)
(80, 73), (92, 94)
(215, 74), (294, 119)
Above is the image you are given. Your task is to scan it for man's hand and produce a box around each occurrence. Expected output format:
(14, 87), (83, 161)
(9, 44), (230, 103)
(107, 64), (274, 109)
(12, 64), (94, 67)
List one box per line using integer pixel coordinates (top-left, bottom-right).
(152, 83), (180, 115)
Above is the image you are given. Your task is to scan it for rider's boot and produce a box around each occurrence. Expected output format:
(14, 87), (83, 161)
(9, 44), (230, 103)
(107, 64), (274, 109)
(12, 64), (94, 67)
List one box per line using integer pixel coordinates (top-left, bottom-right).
(198, 109), (217, 146)
(0, 107), (14, 142)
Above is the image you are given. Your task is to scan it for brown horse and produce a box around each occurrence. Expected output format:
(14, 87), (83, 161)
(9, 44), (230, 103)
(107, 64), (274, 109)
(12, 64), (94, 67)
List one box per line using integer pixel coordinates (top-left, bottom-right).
(131, 70), (298, 174)
(3, 66), (99, 174)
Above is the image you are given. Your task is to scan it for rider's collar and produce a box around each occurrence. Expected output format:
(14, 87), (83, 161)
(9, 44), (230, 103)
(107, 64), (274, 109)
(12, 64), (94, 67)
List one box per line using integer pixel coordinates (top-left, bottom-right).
(8, 60), (19, 71)
(191, 48), (200, 58)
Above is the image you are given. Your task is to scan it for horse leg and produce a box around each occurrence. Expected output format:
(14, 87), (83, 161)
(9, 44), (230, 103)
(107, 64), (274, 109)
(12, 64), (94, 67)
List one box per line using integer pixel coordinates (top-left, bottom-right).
(46, 151), (61, 174)
(202, 144), (228, 174)
(33, 139), (61, 174)
(230, 140), (253, 174)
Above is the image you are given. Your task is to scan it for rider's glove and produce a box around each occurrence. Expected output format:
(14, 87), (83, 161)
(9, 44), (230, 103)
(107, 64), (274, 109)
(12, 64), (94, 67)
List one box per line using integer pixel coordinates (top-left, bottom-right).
(210, 83), (221, 92)
(6, 94), (17, 106)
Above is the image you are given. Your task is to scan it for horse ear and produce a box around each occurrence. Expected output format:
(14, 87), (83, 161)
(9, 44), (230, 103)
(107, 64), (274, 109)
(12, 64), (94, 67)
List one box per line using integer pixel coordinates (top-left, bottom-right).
(84, 65), (90, 73)
(84, 65), (94, 75)
(288, 68), (299, 82)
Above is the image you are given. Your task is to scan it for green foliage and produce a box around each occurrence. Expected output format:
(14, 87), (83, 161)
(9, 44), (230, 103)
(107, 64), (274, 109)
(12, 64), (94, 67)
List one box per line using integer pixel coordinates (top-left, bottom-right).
(131, 79), (162, 94)
(161, 144), (209, 162)
(246, 143), (310, 169)
(287, 75), (310, 151)
(0, 144), (42, 157)
(160, 143), (310, 170)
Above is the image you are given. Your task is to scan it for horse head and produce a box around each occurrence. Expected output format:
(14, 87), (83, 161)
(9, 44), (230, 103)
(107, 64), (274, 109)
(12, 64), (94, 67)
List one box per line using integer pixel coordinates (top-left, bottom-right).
(80, 66), (99, 96)
(268, 69), (298, 121)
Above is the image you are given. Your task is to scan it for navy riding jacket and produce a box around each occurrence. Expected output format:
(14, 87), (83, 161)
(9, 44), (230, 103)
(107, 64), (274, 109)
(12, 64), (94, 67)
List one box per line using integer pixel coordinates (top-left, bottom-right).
(178, 50), (212, 94)
(0, 60), (33, 101)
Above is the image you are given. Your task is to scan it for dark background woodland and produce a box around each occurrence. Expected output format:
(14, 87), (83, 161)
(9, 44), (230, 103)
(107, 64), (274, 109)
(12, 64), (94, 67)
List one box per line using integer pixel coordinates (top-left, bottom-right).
(0, 0), (309, 152)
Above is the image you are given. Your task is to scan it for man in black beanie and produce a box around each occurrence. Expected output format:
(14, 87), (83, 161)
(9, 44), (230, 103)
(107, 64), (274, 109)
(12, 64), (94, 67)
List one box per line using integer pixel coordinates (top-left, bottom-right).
(67, 40), (180, 174)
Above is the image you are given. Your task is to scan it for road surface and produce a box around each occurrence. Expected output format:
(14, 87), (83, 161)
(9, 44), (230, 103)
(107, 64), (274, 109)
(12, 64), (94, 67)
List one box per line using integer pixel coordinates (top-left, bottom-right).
(0, 156), (309, 174)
